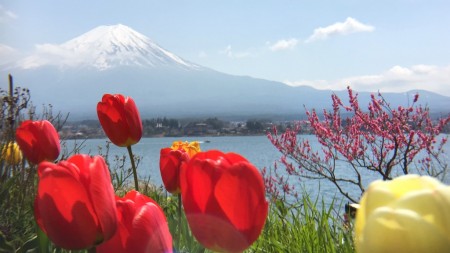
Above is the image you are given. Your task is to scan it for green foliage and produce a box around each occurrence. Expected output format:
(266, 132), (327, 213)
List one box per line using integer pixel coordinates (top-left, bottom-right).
(143, 117), (180, 136)
(0, 76), (70, 252)
(0, 172), (36, 250)
(204, 117), (225, 130)
(249, 196), (354, 253)
(0, 77), (36, 250)
(246, 120), (265, 132)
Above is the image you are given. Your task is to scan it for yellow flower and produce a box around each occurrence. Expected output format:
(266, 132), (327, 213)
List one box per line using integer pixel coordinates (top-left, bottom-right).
(170, 141), (201, 158)
(1, 142), (23, 165)
(355, 174), (450, 253)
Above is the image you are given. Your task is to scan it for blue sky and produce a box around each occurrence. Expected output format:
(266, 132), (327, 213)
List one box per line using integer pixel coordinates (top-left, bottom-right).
(1, 0), (450, 96)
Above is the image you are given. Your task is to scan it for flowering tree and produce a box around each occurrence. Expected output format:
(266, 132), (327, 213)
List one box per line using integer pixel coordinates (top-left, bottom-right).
(268, 87), (450, 203)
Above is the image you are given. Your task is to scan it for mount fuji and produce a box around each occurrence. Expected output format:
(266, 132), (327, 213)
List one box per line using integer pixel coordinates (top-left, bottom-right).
(2, 24), (450, 119)
(18, 24), (200, 71)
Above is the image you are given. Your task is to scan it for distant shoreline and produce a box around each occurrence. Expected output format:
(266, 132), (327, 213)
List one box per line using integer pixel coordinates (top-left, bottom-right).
(62, 132), (269, 141)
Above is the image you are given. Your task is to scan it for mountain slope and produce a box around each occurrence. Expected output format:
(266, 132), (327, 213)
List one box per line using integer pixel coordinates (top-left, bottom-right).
(2, 24), (450, 120)
(6, 66), (450, 120)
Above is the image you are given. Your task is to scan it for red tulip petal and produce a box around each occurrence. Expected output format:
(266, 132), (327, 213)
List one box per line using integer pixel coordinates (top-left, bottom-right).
(190, 150), (249, 172)
(98, 191), (172, 253)
(97, 199), (135, 253)
(123, 96), (143, 144)
(15, 121), (37, 162)
(68, 155), (117, 242)
(215, 162), (268, 245)
(127, 202), (173, 253)
(182, 158), (215, 213)
(222, 152), (249, 165)
(122, 190), (157, 210)
(160, 149), (189, 194)
(35, 161), (99, 250)
(123, 190), (139, 202)
(190, 150), (223, 162)
(186, 213), (249, 252)
(38, 120), (61, 161)
(182, 157), (238, 251)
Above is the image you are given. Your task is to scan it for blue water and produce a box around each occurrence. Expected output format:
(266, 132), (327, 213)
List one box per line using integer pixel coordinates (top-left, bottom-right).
(63, 134), (450, 206)
(63, 135), (280, 185)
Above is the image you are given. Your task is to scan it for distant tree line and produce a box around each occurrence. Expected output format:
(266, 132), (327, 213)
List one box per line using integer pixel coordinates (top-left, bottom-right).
(65, 114), (450, 139)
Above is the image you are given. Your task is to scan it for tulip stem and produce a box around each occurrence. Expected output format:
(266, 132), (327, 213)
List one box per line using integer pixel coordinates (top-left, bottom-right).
(177, 193), (182, 241)
(127, 145), (139, 191)
(87, 247), (97, 253)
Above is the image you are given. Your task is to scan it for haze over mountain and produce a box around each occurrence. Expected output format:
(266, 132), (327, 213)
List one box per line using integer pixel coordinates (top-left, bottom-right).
(1, 24), (450, 120)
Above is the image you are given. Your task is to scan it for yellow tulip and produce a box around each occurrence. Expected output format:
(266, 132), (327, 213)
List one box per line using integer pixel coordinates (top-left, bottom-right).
(170, 141), (201, 158)
(355, 174), (450, 253)
(1, 142), (23, 165)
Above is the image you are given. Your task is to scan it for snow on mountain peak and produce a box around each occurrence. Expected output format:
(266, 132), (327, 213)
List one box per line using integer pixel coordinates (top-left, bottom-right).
(19, 24), (199, 70)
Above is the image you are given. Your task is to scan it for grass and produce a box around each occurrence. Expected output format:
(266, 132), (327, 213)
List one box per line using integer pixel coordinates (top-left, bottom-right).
(249, 197), (354, 253)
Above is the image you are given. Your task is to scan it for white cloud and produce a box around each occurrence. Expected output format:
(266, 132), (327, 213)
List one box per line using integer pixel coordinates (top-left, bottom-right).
(284, 64), (450, 97)
(0, 5), (18, 23)
(269, 38), (298, 51)
(219, 45), (251, 59)
(284, 79), (331, 89)
(0, 44), (15, 55)
(0, 44), (20, 66)
(305, 17), (374, 43)
(19, 43), (88, 69)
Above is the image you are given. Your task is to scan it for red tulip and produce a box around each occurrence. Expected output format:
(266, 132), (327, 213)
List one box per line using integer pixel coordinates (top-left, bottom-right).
(34, 155), (117, 250)
(15, 120), (60, 164)
(181, 150), (268, 253)
(159, 141), (201, 194)
(97, 190), (173, 253)
(97, 94), (143, 147)
(160, 148), (189, 194)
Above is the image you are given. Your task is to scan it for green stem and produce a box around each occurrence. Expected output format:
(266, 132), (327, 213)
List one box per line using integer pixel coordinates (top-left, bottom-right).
(87, 246), (97, 253)
(177, 193), (182, 242)
(127, 145), (139, 191)
(37, 226), (50, 253)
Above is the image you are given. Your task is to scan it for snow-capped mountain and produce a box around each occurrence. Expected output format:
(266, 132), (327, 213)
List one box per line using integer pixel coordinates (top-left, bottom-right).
(2, 24), (450, 119)
(18, 24), (200, 70)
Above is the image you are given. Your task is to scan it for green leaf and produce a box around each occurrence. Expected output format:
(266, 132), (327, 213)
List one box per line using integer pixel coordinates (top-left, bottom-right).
(37, 227), (50, 253)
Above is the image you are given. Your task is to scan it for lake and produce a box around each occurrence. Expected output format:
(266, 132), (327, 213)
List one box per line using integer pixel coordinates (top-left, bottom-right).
(64, 134), (450, 206)
(64, 135), (281, 185)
